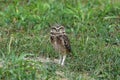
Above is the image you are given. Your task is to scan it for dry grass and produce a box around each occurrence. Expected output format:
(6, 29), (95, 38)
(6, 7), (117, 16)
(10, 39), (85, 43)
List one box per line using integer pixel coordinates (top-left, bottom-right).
(0, 0), (120, 80)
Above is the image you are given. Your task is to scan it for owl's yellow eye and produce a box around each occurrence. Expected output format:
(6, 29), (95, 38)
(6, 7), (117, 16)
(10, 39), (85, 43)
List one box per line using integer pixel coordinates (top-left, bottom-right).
(52, 29), (56, 32)
(59, 29), (63, 33)
(51, 27), (57, 33)
(59, 27), (65, 33)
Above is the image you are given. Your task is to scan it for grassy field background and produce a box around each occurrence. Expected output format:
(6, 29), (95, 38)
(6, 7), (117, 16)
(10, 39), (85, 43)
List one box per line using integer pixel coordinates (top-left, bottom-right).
(0, 0), (120, 80)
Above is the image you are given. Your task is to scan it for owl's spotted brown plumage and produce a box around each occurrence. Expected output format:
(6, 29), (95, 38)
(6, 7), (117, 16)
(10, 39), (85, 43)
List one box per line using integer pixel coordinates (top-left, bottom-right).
(50, 24), (71, 65)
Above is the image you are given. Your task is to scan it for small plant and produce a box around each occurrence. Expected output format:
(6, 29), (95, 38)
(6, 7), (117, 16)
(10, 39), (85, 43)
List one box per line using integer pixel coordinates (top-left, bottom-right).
(0, 0), (120, 80)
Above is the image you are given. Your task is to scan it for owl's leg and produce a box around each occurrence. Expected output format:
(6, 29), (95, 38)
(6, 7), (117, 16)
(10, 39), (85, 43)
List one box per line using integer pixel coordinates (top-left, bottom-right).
(59, 55), (62, 64)
(61, 55), (66, 66)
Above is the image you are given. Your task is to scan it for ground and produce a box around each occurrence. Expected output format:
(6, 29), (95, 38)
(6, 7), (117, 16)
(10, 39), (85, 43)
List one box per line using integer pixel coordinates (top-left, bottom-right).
(0, 0), (120, 80)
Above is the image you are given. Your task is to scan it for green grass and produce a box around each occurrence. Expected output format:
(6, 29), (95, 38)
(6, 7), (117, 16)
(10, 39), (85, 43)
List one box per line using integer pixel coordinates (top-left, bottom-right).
(0, 0), (120, 80)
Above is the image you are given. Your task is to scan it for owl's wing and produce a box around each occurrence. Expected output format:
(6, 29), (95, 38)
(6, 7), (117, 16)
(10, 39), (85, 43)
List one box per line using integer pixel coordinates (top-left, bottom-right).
(62, 35), (71, 53)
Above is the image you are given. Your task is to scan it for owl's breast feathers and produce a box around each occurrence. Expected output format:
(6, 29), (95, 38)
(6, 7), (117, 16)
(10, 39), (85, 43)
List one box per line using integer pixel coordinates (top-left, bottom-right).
(57, 35), (71, 53)
(50, 34), (71, 53)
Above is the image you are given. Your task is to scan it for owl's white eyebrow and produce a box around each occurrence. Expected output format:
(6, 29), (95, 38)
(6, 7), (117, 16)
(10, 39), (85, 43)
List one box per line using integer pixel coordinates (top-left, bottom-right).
(59, 27), (64, 29)
(56, 27), (64, 30)
(55, 27), (60, 29)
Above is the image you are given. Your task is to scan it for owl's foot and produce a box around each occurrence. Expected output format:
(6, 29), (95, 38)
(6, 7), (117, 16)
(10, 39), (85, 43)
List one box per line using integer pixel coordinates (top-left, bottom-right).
(59, 55), (62, 64)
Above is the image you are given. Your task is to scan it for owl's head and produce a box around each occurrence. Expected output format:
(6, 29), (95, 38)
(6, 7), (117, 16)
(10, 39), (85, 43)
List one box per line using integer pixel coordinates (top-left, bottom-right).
(50, 24), (65, 35)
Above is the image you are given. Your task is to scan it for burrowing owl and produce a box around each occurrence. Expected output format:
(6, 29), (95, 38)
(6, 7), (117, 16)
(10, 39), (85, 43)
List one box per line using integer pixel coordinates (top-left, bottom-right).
(50, 24), (71, 66)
